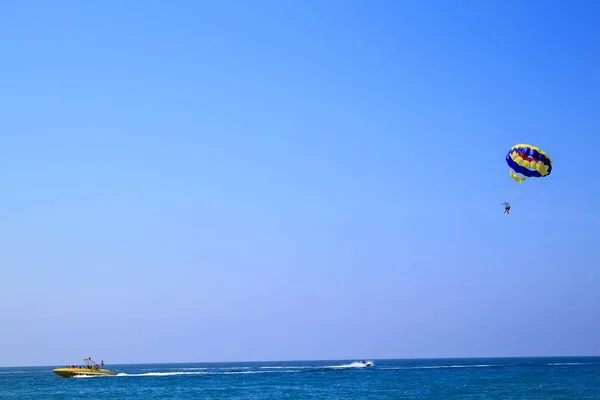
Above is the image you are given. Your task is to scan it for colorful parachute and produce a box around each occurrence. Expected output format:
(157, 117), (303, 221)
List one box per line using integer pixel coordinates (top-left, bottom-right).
(505, 143), (553, 182)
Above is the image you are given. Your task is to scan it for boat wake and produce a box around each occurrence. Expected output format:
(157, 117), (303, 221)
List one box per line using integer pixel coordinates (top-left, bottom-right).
(326, 361), (373, 369)
(379, 364), (496, 370)
(115, 361), (375, 378)
(116, 370), (284, 377)
(547, 362), (588, 366)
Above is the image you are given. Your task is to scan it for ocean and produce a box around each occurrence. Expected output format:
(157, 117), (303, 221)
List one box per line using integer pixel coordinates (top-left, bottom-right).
(1, 357), (599, 399)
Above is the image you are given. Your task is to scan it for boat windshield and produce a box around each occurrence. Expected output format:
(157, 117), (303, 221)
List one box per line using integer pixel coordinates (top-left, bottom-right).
(83, 357), (101, 370)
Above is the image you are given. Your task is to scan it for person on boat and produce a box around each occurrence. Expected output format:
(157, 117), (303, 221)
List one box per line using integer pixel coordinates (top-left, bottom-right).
(101, 361), (104, 369)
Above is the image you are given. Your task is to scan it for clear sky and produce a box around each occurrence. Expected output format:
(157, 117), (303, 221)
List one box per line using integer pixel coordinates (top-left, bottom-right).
(1, 0), (599, 367)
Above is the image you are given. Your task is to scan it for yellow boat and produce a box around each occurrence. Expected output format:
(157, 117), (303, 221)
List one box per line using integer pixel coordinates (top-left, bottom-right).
(53, 357), (116, 378)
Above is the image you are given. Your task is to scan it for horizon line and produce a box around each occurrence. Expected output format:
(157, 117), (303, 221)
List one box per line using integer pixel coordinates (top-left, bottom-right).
(2, 354), (599, 369)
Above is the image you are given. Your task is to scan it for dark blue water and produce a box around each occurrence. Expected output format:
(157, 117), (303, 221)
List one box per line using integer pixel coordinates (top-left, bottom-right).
(1, 357), (599, 399)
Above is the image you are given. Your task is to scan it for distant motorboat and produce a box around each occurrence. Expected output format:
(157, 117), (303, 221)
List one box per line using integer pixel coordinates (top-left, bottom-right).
(53, 357), (115, 378)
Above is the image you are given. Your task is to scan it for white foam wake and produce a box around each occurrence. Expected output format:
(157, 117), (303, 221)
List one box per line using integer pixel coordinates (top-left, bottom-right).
(547, 362), (586, 366)
(117, 371), (207, 377)
(326, 361), (374, 369)
(379, 364), (495, 370)
(115, 370), (289, 377)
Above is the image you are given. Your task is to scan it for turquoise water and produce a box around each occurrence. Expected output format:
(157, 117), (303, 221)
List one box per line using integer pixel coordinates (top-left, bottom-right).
(1, 357), (599, 399)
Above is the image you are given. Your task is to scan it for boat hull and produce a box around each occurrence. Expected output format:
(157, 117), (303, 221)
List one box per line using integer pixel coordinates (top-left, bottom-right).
(53, 368), (115, 378)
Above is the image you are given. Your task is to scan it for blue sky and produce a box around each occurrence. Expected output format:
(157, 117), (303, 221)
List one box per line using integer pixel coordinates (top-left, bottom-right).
(1, 0), (599, 367)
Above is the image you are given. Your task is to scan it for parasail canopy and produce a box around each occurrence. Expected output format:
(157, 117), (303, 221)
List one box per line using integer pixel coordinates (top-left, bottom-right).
(505, 143), (553, 182)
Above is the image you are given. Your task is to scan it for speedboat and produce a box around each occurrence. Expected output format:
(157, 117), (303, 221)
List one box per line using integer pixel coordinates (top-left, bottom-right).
(361, 360), (372, 367)
(53, 357), (115, 378)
